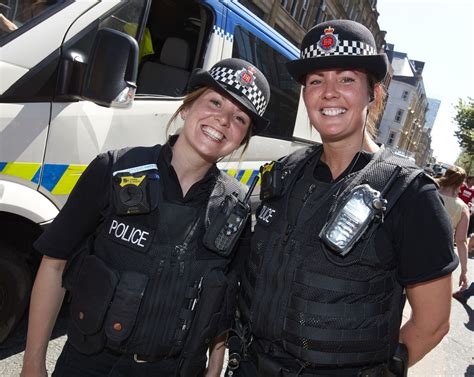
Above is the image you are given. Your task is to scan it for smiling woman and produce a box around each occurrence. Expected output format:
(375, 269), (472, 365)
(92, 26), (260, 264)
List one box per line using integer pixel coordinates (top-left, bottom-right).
(227, 19), (458, 377)
(20, 58), (271, 377)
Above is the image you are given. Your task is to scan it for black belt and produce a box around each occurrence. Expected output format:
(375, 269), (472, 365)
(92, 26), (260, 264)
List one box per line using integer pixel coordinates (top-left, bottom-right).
(104, 348), (165, 363)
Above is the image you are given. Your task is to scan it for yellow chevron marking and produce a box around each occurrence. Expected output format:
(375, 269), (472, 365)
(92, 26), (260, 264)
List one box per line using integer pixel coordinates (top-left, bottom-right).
(1, 162), (41, 181)
(51, 164), (87, 195)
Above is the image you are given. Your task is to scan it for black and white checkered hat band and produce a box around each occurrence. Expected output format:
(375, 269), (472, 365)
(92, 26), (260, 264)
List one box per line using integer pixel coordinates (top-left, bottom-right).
(209, 66), (267, 116)
(302, 39), (376, 59)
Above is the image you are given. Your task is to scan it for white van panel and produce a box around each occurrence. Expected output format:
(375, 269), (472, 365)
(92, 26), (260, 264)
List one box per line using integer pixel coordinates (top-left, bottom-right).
(0, 103), (50, 162)
(0, 62), (28, 94)
(45, 99), (183, 165)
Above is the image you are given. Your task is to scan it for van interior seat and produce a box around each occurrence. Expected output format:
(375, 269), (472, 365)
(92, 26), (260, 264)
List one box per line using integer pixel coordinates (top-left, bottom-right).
(137, 37), (192, 96)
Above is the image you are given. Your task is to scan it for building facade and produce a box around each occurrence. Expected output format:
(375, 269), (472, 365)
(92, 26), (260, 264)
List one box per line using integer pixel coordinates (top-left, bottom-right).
(240, 0), (385, 50)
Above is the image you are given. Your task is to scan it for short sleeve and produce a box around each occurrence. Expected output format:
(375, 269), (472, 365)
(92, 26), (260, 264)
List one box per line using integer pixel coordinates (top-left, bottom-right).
(33, 153), (112, 259)
(395, 175), (459, 285)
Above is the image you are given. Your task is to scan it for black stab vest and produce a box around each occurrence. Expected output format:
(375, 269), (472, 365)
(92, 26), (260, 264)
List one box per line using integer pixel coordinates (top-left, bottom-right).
(65, 145), (246, 358)
(240, 145), (423, 366)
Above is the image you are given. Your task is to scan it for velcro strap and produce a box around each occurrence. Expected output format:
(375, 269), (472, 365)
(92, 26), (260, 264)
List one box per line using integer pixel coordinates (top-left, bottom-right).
(283, 339), (390, 366)
(289, 295), (391, 319)
(283, 317), (389, 343)
(294, 269), (393, 294)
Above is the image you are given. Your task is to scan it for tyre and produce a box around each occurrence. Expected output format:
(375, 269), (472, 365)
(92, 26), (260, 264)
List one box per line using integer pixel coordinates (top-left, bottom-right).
(0, 243), (32, 343)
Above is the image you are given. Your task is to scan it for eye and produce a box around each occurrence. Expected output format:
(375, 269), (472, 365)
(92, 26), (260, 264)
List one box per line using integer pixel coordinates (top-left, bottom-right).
(234, 114), (250, 126)
(340, 76), (355, 83)
(307, 78), (322, 86)
(210, 99), (221, 108)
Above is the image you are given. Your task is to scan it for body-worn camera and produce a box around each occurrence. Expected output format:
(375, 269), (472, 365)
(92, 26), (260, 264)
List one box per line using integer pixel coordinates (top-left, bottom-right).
(320, 184), (387, 256)
(203, 176), (258, 257)
(260, 161), (284, 200)
(112, 164), (159, 215)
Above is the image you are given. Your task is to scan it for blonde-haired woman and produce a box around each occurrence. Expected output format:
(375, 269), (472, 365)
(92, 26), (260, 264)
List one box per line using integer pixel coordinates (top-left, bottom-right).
(438, 166), (470, 294)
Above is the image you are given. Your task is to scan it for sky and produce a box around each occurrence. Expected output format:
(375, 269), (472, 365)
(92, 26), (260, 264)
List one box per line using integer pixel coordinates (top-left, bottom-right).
(377, 0), (474, 164)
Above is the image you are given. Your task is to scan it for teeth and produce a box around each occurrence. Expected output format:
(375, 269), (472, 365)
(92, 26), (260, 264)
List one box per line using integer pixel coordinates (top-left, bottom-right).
(321, 108), (347, 116)
(202, 125), (224, 142)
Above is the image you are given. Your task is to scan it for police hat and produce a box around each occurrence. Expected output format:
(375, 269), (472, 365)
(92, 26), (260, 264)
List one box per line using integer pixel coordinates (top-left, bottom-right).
(187, 58), (270, 135)
(287, 19), (389, 85)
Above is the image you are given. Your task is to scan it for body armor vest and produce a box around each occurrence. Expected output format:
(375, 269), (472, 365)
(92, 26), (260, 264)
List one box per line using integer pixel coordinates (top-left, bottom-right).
(64, 145), (246, 358)
(240, 145), (423, 366)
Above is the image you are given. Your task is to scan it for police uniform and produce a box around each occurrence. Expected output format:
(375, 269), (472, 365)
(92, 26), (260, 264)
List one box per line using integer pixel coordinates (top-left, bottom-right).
(227, 20), (458, 377)
(33, 58), (271, 377)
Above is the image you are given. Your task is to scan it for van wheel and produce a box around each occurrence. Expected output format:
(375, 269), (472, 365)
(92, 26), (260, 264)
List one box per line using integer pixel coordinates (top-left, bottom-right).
(0, 243), (32, 343)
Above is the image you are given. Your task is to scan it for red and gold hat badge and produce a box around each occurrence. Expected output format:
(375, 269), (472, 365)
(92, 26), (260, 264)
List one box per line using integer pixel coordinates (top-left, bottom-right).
(317, 26), (339, 53)
(237, 65), (257, 86)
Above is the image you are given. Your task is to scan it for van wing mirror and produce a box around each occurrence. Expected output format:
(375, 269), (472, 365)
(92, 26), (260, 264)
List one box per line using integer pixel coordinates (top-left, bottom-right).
(81, 28), (139, 108)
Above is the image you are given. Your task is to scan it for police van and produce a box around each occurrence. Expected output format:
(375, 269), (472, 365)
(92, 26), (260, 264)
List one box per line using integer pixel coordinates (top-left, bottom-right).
(0, 0), (319, 342)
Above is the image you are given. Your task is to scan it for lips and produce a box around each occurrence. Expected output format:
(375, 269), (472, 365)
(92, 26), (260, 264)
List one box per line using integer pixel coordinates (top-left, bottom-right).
(320, 107), (347, 116)
(201, 125), (225, 142)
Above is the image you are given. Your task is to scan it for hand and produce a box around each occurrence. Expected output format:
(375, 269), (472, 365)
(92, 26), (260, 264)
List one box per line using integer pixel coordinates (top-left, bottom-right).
(0, 13), (18, 32)
(459, 272), (469, 291)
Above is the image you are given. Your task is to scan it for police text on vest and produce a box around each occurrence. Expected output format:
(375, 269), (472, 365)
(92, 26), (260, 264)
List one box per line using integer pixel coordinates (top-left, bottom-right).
(109, 219), (149, 247)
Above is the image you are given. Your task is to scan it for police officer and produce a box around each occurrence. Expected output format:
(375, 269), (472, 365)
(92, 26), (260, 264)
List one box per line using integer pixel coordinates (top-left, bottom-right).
(20, 58), (271, 377)
(226, 20), (458, 377)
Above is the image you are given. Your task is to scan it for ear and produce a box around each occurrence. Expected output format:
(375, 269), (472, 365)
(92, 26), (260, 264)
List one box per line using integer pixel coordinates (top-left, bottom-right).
(180, 107), (188, 120)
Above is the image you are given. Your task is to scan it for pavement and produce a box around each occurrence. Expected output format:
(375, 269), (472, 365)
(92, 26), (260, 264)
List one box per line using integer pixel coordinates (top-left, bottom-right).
(1, 257), (473, 377)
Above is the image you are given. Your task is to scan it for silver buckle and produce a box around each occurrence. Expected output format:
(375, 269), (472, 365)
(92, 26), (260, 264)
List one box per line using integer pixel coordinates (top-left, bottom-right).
(133, 353), (148, 363)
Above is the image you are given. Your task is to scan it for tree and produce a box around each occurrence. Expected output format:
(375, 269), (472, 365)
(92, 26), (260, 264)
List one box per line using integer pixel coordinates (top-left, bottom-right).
(455, 150), (473, 176)
(454, 98), (474, 160)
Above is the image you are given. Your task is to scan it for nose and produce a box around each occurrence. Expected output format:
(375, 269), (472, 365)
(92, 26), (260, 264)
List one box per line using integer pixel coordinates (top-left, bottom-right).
(322, 77), (338, 99)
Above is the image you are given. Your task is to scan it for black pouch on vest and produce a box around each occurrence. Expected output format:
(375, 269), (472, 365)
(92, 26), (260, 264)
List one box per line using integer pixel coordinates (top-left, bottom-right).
(104, 271), (149, 347)
(69, 255), (119, 335)
(62, 237), (93, 292)
(257, 353), (291, 377)
(178, 270), (229, 377)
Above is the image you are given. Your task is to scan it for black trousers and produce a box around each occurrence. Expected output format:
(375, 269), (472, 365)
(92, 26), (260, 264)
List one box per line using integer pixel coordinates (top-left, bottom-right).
(52, 341), (182, 377)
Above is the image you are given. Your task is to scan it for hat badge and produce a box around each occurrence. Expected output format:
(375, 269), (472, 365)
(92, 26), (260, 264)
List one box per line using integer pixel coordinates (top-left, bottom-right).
(236, 66), (256, 86)
(317, 26), (339, 53)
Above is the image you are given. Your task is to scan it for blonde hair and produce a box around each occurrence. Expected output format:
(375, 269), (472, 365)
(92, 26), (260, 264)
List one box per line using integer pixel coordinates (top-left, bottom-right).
(437, 166), (466, 189)
(166, 86), (253, 154)
(366, 74), (387, 139)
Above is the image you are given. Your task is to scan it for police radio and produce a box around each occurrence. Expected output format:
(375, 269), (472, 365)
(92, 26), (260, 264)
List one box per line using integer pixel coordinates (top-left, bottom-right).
(203, 176), (258, 257)
(260, 161), (284, 200)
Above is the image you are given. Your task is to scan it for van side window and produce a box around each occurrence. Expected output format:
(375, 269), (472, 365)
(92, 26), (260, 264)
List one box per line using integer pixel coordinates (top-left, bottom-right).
(135, 0), (212, 97)
(0, 0), (65, 37)
(232, 26), (299, 140)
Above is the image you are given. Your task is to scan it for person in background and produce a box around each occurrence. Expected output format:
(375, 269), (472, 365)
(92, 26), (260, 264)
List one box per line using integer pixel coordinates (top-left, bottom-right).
(458, 175), (474, 256)
(20, 58), (271, 377)
(437, 166), (470, 298)
(226, 19), (457, 377)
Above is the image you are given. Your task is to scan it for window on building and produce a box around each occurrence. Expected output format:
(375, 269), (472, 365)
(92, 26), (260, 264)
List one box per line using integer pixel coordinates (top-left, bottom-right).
(290, 0), (298, 17)
(298, 0), (309, 25)
(402, 90), (409, 100)
(281, 0), (288, 8)
(387, 131), (395, 146)
(394, 109), (404, 123)
(232, 26), (300, 140)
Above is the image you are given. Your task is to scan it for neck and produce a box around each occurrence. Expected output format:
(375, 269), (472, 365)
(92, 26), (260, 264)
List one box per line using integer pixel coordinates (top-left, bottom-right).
(321, 133), (379, 180)
(171, 137), (214, 197)
(439, 186), (457, 197)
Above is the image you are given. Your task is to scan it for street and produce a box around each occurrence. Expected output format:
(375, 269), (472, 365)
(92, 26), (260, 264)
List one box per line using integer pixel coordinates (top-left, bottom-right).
(1, 256), (473, 377)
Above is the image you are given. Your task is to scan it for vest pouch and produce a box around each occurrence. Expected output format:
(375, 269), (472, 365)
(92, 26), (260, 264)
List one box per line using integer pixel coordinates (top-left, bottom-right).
(178, 270), (229, 377)
(105, 271), (149, 347)
(69, 255), (119, 336)
(62, 237), (94, 292)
